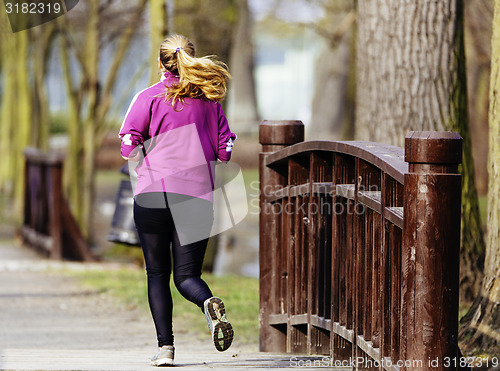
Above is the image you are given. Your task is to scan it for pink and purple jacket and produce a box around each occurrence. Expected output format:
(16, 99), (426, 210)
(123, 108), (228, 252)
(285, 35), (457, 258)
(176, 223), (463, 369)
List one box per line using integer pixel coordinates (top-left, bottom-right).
(119, 71), (236, 200)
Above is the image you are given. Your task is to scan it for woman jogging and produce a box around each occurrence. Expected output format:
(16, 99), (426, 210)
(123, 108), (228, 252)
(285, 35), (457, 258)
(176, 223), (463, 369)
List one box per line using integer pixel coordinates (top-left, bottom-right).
(119, 34), (236, 367)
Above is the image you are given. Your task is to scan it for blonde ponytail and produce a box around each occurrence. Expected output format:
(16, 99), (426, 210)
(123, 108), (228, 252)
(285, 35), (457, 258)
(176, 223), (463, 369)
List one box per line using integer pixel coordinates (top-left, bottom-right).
(159, 35), (231, 106)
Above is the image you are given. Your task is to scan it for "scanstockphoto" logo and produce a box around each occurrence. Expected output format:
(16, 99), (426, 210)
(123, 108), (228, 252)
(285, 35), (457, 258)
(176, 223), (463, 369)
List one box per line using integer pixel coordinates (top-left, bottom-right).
(290, 356), (426, 369)
(247, 181), (375, 217)
(126, 127), (248, 245)
(3, 0), (79, 32)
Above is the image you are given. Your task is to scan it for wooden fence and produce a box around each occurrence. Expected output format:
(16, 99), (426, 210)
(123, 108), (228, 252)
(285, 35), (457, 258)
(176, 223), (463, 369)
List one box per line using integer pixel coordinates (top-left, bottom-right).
(259, 121), (462, 370)
(22, 147), (93, 261)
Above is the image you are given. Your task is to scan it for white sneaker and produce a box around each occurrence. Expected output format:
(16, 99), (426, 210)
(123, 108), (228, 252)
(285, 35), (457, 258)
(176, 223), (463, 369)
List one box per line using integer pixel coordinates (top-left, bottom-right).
(151, 345), (174, 366)
(203, 297), (234, 352)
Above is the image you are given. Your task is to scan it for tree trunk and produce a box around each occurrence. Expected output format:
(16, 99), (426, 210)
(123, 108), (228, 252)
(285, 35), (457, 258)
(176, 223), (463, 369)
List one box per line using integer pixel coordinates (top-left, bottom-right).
(464, 0), (493, 197)
(0, 13), (16, 197)
(59, 33), (84, 225)
(0, 25), (31, 217)
(0, 72), (15, 196)
(149, 0), (167, 84)
(307, 3), (356, 140)
(356, 0), (485, 302)
(58, 0), (148, 242)
(80, 0), (100, 240)
(309, 32), (353, 140)
(459, 0), (500, 355)
(356, 0), (461, 144)
(15, 29), (32, 216)
(227, 0), (259, 133)
(31, 24), (56, 151)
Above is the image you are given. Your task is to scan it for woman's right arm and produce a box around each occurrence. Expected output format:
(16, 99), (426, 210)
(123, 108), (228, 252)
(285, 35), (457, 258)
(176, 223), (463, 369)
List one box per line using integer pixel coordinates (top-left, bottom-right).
(216, 103), (237, 163)
(119, 93), (150, 160)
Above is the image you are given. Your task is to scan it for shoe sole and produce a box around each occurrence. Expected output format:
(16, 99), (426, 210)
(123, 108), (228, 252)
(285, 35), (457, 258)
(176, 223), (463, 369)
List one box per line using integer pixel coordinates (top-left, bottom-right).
(206, 297), (234, 352)
(151, 358), (174, 367)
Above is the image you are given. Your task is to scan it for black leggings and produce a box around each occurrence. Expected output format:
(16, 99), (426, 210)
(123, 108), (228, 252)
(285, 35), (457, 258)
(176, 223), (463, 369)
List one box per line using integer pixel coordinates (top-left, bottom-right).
(133, 193), (214, 347)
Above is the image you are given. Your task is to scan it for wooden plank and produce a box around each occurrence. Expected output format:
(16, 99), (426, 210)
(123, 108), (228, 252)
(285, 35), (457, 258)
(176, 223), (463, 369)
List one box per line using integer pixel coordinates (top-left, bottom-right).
(27, 163), (44, 232)
(331, 322), (354, 343)
(307, 184), (320, 354)
(311, 148), (334, 355)
(401, 174), (417, 364)
(412, 175), (461, 366)
(310, 315), (331, 330)
(23, 147), (65, 165)
(404, 131), (462, 165)
(259, 151), (287, 352)
(259, 120), (305, 354)
(2, 348), (352, 371)
(336, 184), (355, 200)
(385, 207), (403, 229)
(266, 182), (332, 202)
(371, 211), (382, 350)
(403, 132), (462, 369)
(269, 313), (288, 325)
(390, 224), (402, 363)
(311, 182), (333, 195)
(289, 156), (310, 186)
(20, 226), (53, 253)
(265, 185), (290, 203)
(299, 195), (308, 315)
(338, 197), (347, 327)
(363, 209), (374, 342)
(310, 152), (334, 183)
(352, 157), (363, 364)
(276, 202), (287, 315)
(309, 153), (333, 356)
(277, 200), (288, 316)
(358, 191), (382, 213)
(264, 140), (407, 184)
(322, 196), (332, 320)
(380, 220), (391, 361)
(23, 159), (31, 230)
(354, 193), (365, 340)
(312, 193), (323, 318)
(345, 199), (354, 330)
(330, 154), (341, 359)
(290, 314), (309, 325)
(356, 335), (381, 363)
(288, 155), (310, 354)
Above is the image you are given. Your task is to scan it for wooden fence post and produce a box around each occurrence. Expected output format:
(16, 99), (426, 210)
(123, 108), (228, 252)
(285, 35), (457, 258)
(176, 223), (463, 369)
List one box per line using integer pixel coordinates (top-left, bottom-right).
(259, 120), (304, 352)
(22, 148), (94, 261)
(402, 131), (462, 370)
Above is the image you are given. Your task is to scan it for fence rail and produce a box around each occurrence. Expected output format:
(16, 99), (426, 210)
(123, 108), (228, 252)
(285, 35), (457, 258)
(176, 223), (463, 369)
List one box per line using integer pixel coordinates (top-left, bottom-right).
(259, 121), (462, 370)
(22, 147), (93, 261)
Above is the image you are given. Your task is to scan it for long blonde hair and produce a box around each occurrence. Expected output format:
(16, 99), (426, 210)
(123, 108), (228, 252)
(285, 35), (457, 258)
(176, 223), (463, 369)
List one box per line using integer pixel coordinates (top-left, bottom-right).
(159, 34), (231, 106)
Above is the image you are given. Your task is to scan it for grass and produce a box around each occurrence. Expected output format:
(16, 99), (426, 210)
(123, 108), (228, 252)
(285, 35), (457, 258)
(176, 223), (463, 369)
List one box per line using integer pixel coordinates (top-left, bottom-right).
(66, 267), (259, 345)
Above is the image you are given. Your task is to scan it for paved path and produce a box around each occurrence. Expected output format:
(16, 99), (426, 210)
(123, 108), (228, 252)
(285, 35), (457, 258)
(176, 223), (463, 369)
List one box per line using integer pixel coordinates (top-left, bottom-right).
(0, 239), (349, 370)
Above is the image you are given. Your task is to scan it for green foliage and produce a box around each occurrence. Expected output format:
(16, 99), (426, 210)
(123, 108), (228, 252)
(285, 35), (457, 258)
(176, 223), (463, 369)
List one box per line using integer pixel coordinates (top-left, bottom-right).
(50, 111), (69, 134)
